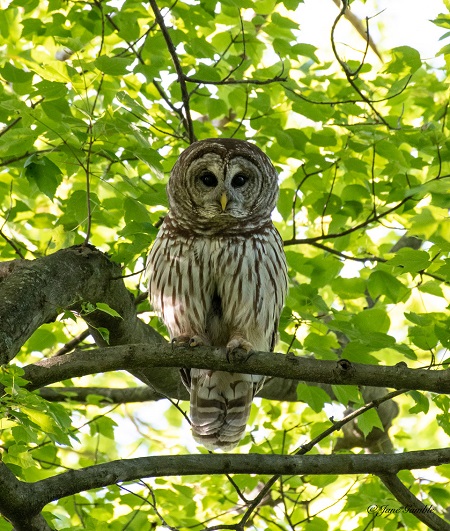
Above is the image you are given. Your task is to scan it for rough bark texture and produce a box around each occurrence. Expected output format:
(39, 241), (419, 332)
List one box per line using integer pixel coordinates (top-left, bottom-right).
(0, 245), (183, 397)
(20, 344), (450, 396)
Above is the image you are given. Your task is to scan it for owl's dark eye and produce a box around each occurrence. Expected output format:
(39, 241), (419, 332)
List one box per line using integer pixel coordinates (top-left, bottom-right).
(231, 172), (248, 188)
(199, 171), (218, 187)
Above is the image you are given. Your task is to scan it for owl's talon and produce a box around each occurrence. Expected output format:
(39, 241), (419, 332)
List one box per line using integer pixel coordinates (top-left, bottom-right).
(171, 334), (208, 348)
(227, 337), (254, 353)
(171, 335), (191, 348)
(226, 337), (254, 363)
(189, 335), (205, 347)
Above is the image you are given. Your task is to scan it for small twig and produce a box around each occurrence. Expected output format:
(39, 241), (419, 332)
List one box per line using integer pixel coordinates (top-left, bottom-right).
(330, 1), (392, 129)
(330, 0), (383, 61)
(284, 75), (412, 107)
(149, 0), (196, 143)
(285, 195), (411, 246)
(307, 241), (385, 263)
(54, 330), (91, 357)
(83, 121), (95, 245)
(231, 88), (249, 138)
(320, 164), (338, 236)
(185, 74), (287, 86)
(291, 160), (340, 240)
(370, 144), (377, 218)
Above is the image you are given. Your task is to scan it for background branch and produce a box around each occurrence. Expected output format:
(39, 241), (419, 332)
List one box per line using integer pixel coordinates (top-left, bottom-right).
(21, 450), (450, 521)
(379, 473), (450, 531)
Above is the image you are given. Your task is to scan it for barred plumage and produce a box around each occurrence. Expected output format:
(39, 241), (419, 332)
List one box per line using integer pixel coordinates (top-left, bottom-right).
(146, 138), (288, 451)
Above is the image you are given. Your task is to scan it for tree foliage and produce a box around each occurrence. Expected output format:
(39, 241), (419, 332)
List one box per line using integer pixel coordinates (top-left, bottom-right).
(1, 0), (450, 529)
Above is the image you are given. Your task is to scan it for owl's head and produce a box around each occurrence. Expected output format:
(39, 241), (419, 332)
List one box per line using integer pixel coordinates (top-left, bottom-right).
(167, 138), (279, 234)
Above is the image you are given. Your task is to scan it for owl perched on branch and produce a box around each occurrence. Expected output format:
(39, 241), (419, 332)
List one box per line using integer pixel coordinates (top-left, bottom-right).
(146, 138), (288, 451)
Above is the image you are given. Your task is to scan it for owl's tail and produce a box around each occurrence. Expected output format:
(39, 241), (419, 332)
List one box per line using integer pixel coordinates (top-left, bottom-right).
(189, 369), (264, 451)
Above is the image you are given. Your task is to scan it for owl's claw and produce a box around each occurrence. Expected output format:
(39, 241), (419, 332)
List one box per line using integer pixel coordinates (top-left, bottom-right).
(226, 337), (254, 362)
(171, 335), (190, 350)
(171, 334), (208, 349)
(189, 335), (205, 347)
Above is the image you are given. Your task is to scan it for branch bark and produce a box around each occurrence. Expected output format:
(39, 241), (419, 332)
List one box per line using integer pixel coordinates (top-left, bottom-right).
(0, 245), (184, 398)
(38, 385), (164, 403)
(0, 245), (160, 363)
(0, 462), (51, 531)
(6, 450), (450, 525)
(21, 344), (450, 396)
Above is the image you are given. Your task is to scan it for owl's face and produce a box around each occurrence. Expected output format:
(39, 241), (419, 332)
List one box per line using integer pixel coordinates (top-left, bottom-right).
(167, 138), (279, 233)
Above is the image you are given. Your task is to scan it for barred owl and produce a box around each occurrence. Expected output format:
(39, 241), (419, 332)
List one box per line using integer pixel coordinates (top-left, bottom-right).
(146, 138), (288, 451)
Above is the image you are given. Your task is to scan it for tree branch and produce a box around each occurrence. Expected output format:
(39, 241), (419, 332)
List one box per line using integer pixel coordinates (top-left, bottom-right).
(21, 449), (450, 519)
(0, 245), (150, 362)
(20, 345), (450, 396)
(0, 462), (51, 531)
(185, 74), (288, 86)
(330, 0), (393, 128)
(0, 245), (187, 399)
(379, 473), (450, 531)
(38, 385), (164, 403)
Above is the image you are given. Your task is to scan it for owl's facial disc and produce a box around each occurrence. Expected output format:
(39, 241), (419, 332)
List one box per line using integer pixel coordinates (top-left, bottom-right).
(168, 142), (278, 231)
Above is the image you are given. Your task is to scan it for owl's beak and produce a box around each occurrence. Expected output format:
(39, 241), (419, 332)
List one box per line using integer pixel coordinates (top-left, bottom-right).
(220, 192), (228, 211)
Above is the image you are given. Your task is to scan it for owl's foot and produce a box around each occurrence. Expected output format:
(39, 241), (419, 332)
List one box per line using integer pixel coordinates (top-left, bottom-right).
(189, 335), (207, 347)
(171, 334), (209, 349)
(226, 337), (254, 361)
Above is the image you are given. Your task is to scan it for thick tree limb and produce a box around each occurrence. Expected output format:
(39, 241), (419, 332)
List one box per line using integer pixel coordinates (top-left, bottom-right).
(22, 344), (450, 396)
(0, 462), (52, 531)
(8, 450), (450, 520)
(0, 245), (184, 397)
(0, 245), (160, 363)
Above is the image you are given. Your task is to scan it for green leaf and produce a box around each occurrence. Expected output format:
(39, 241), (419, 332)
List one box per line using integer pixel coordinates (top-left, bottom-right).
(408, 391), (430, 414)
(408, 325), (438, 350)
(367, 271), (410, 303)
(1, 61), (34, 83)
(330, 277), (366, 299)
(303, 332), (339, 359)
(331, 385), (362, 407)
(357, 409), (384, 438)
(24, 155), (62, 199)
(94, 55), (134, 75)
(385, 46), (421, 75)
(387, 248), (430, 273)
(352, 309), (390, 334)
(20, 407), (56, 433)
(296, 384), (330, 413)
(291, 43), (319, 62)
(95, 303), (122, 319)
(277, 188), (293, 220)
(2, 444), (36, 468)
(96, 327), (110, 343)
